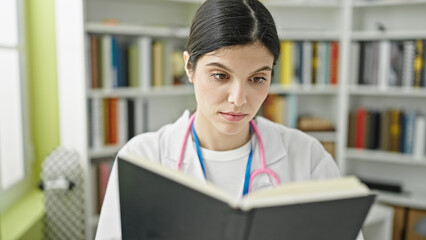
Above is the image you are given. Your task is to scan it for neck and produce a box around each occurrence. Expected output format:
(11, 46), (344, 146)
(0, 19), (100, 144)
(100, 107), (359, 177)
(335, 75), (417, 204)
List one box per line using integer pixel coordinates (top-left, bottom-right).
(193, 113), (251, 151)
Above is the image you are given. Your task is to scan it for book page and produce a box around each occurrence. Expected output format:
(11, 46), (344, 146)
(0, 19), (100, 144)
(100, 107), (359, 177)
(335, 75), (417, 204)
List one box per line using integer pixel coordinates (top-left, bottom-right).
(240, 177), (370, 211)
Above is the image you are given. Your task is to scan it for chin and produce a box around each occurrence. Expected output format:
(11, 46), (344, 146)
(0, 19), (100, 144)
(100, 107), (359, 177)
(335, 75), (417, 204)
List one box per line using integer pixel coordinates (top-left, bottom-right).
(216, 121), (248, 136)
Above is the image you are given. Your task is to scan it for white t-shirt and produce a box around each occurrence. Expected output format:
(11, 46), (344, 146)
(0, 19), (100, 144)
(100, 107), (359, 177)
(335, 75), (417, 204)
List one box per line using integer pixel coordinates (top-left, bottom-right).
(201, 139), (252, 199)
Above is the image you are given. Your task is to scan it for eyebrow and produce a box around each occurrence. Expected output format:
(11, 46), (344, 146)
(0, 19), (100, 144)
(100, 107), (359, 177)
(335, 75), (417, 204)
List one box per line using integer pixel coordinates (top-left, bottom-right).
(205, 62), (273, 75)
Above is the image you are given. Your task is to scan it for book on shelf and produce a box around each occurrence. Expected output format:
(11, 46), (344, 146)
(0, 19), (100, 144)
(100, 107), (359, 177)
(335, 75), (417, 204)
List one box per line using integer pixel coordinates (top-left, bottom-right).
(402, 40), (415, 89)
(355, 107), (367, 149)
(414, 39), (425, 88)
(88, 98), (144, 149)
(321, 141), (335, 159)
(329, 41), (339, 85)
(89, 35), (187, 90)
(380, 110), (391, 151)
(277, 40), (337, 88)
(90, 36), (102, 89)
(311, 41), (318, 85)
(302, 41), (312, 87)
(413, 116), (426, 160)
(297, 115), (334, 132)
(89, 98), (104, 149)
(138, 36), (153, 89)
(280, 41), (294, 86)
(389, 41), (404, 87)
(117, 152), (375, 240)
(348, 107), (426, 158)
(389, 109), (402, 152)
(378, 41), (391, 90)
(118, 98), (129, 146)
(152, 40), (165, 87)
(107, 98), (118, 145)
(347, 111), (356, 148)
(97, 159), (114, 213)
(354, 40), (426, 89)
(262, 94), (287, 125)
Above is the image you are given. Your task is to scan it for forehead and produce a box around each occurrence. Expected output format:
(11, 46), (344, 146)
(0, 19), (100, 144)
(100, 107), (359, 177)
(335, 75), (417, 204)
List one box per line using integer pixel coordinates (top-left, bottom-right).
(198, 42), (274, 68)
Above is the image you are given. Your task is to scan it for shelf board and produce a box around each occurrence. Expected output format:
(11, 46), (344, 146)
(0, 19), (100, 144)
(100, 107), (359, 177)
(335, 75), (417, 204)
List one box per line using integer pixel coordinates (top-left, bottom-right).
(264, 0), (340, 7)
(278, 31), (340, 40)
(353, 0), (426, 7)
(346, 148), (426, 167)
(351, 30), (426, 40)
(269, 84), (338, 95)
(85, 22), (189, 38)
(374, 190), (426, 210)
(169, 0), (341, 7)
(349, 85), (426, 97)
(89, 145), (121, 159)
(88, 84), (338, 98)
(88, 85), (195, 98)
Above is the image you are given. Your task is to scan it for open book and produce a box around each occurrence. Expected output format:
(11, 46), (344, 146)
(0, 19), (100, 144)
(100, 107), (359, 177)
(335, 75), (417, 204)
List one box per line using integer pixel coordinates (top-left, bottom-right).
(117, 152), (375, 240)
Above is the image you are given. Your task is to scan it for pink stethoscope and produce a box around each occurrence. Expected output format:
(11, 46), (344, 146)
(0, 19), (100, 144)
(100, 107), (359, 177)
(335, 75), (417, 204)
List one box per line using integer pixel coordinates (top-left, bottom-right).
(177, 113), (280, 195)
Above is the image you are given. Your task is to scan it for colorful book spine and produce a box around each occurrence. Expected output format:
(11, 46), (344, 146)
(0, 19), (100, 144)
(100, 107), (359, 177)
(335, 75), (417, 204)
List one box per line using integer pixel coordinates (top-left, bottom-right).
(103, 98), (109, 145)
(118, 98), (128, 146)
(355, 107), (367, 149)
(311, 41), (318, 85)
(414, 39), (424, 88)
(152, 40), (164, 87)
(97, 161), (112, 212)
(380, 110), (391, 151)
(111, 37), (119, 88)
(402, 111), (417, 154)
(330, 41), (339, 85)
(390, 109), (402, 152)
(128, 42), (139, 87)
(423, 40), (426, 87)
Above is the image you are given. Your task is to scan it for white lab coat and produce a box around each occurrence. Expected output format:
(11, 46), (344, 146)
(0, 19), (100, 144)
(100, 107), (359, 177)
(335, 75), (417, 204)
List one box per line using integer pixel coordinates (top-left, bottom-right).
(95, 110), (363, 240)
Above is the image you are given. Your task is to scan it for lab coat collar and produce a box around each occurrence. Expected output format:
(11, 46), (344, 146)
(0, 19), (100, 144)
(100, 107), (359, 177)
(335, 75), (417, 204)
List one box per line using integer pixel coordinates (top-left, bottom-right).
(163, 110), (288, 180)
(250, 116), (288, 169)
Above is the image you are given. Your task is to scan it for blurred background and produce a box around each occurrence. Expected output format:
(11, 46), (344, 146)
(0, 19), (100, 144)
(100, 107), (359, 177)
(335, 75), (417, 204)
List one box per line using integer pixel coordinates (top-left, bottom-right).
(1, 0), (426, 239)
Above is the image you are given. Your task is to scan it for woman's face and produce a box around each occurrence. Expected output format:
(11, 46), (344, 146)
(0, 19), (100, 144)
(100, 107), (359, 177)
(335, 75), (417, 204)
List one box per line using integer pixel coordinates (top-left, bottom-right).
(184, 42), (274, 137)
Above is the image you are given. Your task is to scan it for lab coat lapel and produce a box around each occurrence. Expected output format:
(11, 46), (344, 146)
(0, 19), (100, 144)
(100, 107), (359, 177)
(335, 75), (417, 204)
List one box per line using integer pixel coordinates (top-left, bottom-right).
(163, 110), (206, 183)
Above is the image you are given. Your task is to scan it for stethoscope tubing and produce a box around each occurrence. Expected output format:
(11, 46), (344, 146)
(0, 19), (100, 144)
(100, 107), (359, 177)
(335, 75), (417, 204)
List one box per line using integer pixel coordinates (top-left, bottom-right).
(177, 112), (280, 193)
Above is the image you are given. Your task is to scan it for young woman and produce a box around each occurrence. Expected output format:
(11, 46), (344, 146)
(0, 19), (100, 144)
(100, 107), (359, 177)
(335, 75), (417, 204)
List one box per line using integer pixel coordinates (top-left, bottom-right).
(96, 0), (362, 239)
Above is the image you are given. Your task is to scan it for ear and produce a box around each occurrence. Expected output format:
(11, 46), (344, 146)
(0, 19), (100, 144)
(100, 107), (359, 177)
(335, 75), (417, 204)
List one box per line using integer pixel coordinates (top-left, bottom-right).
(183, 51), (193, 83)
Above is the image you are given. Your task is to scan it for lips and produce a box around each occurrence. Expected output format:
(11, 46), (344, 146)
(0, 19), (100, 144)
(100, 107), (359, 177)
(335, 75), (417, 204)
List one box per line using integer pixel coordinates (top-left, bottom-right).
(220, 112), (248, 122)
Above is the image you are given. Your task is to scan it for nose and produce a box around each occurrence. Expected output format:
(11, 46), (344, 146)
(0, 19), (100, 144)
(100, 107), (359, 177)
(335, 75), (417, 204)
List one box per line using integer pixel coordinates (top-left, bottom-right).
(228, 81), (247, 107)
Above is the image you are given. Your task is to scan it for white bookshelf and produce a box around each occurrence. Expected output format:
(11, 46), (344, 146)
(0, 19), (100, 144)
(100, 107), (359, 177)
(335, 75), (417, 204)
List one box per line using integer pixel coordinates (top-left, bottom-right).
(54, 0), (426, 238)
(351, 31), (426, 41)
(346, 148), (426, 166)
(85, 22), (190, 38)
(349, 85), (426, 97)
(353, 0), (426, 7)
(345, 0), (426, 215)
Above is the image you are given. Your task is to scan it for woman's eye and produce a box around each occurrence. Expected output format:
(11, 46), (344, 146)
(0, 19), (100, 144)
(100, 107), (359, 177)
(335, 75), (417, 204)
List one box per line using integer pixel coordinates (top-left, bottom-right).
(251, 76), (266, 84)
(211, 73), (229, 80)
